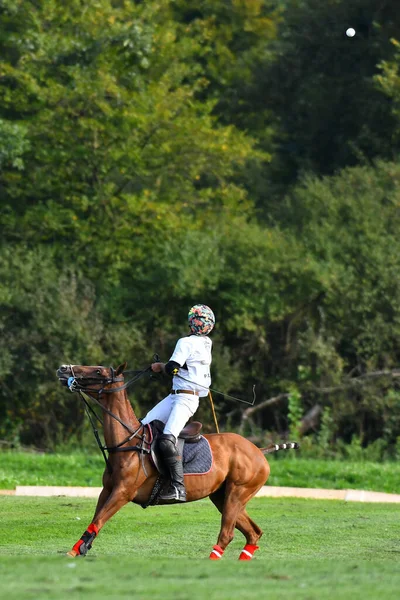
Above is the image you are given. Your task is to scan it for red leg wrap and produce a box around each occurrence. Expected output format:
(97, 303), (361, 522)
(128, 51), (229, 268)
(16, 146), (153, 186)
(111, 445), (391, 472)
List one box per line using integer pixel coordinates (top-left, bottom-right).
(239, 544), (259, 561)
(71, 523), (99, 555)
(87, 523), (99, 535)
(209, 544), (224, 560)
(71, 539), (84, 555)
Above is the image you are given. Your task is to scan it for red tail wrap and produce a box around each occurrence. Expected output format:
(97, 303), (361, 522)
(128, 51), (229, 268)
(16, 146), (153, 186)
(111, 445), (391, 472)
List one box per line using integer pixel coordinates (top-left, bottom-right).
(209, 544), (224, 560)
(239, 544), (259, 561)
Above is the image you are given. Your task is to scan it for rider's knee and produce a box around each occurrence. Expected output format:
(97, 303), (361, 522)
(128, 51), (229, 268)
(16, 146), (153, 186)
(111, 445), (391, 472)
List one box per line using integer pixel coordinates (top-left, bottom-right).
(158, 433), (177, 457)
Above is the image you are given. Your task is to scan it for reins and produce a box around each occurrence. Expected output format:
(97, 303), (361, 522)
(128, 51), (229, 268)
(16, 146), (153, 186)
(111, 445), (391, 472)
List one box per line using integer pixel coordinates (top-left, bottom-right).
(68, 366), (151, 398)
(68, 365), (152, 474)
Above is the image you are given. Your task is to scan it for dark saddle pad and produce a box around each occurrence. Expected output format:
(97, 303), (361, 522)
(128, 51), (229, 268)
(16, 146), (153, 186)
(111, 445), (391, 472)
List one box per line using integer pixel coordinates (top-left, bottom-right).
(148, 420), (212, 476)
(181, 436), (213, 475)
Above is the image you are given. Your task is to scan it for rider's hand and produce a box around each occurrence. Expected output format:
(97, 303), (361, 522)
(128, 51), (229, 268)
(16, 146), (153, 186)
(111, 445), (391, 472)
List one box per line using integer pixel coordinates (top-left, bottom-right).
(151, 362), (165, 373)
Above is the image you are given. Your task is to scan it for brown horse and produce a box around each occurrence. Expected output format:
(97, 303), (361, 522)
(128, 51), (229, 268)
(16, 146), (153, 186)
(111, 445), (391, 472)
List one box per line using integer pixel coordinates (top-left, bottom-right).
(57, 363), (298, 560)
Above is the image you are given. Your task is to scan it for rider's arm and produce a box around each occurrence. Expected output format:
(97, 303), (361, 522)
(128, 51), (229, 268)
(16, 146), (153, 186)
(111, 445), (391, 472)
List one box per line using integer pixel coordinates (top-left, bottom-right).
(164, 360), (181, 376)
(150, 360), (181, 376)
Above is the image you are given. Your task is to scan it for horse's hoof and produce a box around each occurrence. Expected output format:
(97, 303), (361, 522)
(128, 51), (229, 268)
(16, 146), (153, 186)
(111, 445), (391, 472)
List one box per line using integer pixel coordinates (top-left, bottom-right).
(66, 549), (79, 558)
(209, 545), (224, 560)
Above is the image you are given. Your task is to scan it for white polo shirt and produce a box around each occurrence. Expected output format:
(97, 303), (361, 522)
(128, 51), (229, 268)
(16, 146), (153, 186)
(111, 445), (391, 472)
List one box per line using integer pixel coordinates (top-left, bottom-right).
(169, 335), (212, 397)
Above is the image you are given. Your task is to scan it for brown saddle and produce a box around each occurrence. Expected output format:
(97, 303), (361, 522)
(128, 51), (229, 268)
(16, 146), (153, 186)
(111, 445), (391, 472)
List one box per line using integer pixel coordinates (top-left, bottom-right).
(150, 419), (202, 443)
(179, 421), (203, 441)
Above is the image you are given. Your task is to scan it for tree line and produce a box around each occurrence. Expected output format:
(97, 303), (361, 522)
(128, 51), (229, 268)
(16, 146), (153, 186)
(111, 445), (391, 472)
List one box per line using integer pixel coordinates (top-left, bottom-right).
(2, 0), (400, 455)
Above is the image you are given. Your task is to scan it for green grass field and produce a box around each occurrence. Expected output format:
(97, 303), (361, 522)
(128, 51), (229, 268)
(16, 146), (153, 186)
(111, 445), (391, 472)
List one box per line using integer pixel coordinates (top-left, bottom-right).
(0, 495), (399, 600)
(2, 451), (400, 493)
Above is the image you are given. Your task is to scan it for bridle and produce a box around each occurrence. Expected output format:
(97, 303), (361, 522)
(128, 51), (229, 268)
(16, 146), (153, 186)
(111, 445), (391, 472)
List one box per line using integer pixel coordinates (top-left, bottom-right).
(66, 364), (153, 474)
(67, 365), (146, 397)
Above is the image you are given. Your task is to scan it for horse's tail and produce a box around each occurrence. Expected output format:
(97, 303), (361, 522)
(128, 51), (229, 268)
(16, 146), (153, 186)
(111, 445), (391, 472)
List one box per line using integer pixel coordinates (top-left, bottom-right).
(259, 442), (299, 455)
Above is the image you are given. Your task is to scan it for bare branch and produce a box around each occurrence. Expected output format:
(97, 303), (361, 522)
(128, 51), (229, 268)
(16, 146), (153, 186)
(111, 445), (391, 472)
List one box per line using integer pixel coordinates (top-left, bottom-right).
(244, 393), (290, 417)
(238, 370), (400, 435)
(315, 370), (400, 393)
(299, 404), (323, 435)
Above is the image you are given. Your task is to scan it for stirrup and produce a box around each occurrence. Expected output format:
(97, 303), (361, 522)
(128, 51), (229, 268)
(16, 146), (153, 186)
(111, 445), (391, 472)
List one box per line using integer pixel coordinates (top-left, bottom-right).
(160, 484), (186, 502)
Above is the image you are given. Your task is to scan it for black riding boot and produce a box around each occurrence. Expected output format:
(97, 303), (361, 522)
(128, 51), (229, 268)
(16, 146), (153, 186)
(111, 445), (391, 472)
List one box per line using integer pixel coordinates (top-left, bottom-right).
(158, 434), (186, 502)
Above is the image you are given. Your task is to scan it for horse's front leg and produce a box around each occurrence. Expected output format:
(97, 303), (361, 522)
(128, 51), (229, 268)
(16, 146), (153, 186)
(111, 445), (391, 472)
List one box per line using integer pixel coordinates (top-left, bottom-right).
(67, 470), (113, 557)
(67, 456), (147, 557)
(92, 470), (113, 521)
(67, 483), (132, 557)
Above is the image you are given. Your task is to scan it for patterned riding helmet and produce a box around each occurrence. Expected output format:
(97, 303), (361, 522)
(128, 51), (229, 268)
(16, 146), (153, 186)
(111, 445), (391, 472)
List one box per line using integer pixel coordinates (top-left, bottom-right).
(188, 304), (215, 336)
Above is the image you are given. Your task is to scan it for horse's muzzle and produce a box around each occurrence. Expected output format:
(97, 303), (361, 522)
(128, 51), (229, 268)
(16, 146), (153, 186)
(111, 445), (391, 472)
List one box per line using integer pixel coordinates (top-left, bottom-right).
(57, 365), (72, 385)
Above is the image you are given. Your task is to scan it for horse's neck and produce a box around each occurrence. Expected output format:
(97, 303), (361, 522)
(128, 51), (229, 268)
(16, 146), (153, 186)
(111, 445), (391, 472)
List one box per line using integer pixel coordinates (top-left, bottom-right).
(102, 390), (140, 447)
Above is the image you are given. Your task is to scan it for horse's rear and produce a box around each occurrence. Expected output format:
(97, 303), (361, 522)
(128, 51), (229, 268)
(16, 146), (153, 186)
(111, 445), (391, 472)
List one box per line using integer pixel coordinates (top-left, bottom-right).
(131, 430), (270, 559)
(182, 432), (270, 502)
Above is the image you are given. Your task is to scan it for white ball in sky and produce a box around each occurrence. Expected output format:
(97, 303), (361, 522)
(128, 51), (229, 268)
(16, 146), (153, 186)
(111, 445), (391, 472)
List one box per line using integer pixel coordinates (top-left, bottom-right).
(346, 28), (356, 37)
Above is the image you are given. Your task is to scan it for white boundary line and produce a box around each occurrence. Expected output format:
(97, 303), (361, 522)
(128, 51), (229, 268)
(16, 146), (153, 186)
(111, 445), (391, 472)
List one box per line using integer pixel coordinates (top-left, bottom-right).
(2, 485), (399, 503)
(256, 485), (400, 503)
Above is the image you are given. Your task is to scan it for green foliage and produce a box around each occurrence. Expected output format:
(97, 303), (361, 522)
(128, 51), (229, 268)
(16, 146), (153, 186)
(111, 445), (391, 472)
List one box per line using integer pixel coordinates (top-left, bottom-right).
(2, 0), (400, 452)
(0, 119), (29, 170)
(318, 407), (335, 452)
(249, 0), (400, 203)
(287, 386), (302, 439)
(0, 0), (263, 252)
(375, 38), (400, 143)
(292, 162), (400, 361)
(0, 244), (148, 446)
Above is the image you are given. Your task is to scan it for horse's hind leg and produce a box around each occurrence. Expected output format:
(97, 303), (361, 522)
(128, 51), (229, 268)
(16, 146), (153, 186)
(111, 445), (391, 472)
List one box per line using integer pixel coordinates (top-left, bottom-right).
(209, 486), (262, 560)
(206, 481), (258, 560)
(235, 510), (263, 561)
(235, 509), (263, 545)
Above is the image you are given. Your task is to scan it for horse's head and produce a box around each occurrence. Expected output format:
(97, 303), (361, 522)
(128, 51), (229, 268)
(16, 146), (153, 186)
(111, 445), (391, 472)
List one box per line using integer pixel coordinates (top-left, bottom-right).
(57, 363), (127, 392)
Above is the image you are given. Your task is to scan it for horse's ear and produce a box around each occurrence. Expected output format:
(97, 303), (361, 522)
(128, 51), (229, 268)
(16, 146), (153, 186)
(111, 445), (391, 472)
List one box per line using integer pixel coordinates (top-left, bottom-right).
(115, 362), (127, 376)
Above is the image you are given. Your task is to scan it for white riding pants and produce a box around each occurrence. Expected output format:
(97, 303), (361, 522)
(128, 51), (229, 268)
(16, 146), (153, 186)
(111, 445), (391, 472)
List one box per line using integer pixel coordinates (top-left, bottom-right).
(141, 393), (200, 440)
